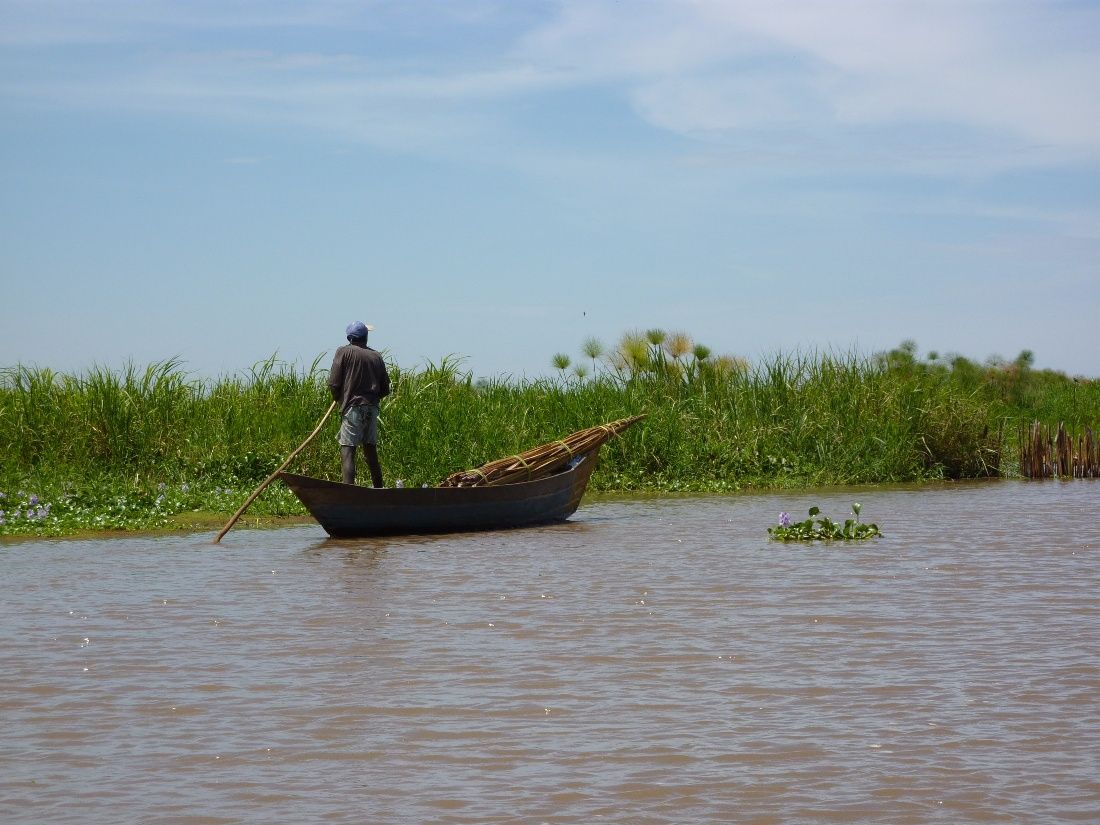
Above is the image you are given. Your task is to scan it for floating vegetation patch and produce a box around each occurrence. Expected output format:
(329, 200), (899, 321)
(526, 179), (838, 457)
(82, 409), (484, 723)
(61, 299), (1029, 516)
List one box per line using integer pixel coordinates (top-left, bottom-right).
(768, 504), (882, 542)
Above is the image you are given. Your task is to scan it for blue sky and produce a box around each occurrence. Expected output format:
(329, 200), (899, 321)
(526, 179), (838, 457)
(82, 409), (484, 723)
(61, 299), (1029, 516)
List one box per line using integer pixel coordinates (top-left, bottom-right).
(2, 0), (1098, 379)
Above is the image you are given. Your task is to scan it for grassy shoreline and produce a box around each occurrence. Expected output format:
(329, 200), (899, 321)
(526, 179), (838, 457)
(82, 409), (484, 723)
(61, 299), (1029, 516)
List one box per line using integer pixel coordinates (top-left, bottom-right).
(0, 480), (1000, 544)
(3, 342), (1097, 538)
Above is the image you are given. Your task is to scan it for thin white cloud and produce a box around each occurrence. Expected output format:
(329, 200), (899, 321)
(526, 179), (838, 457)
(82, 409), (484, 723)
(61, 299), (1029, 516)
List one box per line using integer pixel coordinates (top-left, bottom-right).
(1, 46), (573, 156)
(0, 0), (380, 45)
(517, 0), (1100, 155)
(0, 0), (524, 45)
(2, 0), (1098, 165)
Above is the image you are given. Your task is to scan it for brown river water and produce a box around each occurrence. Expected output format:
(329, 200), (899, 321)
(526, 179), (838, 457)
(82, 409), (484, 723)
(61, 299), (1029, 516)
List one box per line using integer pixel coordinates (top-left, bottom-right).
(2, 480), (1098, 824)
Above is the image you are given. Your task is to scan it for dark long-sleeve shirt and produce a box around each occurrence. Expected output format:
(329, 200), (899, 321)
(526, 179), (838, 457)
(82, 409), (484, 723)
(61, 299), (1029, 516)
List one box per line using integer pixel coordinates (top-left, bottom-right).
(328, 344), (391, 413)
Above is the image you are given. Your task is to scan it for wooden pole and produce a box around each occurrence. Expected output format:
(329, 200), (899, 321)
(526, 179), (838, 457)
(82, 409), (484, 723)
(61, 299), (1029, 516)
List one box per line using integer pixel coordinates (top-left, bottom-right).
(213, 400), (338, 544)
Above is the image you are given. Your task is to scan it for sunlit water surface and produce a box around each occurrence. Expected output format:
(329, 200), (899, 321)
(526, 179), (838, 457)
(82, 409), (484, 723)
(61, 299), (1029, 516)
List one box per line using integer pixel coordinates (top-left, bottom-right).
(2, 481), (1098, 824)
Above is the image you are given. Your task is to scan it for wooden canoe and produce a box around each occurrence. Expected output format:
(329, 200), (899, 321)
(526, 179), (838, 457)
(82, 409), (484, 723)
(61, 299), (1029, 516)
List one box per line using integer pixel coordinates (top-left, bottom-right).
(278, 450), (599, 538)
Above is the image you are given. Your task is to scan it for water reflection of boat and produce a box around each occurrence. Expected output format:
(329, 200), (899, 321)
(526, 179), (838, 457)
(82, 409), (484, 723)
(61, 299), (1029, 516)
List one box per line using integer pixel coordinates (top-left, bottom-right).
(279, 451), (599, 538)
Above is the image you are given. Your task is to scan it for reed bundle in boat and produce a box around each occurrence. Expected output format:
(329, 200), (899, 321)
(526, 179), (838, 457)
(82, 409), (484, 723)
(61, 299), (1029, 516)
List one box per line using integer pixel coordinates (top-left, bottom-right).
(1018, 421), (1099, 478)
(438, 415), (646, 487)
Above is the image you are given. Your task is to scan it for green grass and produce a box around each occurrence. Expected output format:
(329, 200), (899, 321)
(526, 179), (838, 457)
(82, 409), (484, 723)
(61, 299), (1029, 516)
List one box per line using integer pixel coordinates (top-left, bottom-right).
(2, 344), (1097, 537)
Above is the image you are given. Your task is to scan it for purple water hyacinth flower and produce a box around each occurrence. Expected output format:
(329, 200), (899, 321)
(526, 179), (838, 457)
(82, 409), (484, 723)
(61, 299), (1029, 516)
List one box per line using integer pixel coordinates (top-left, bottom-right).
(778, 511), (792, 527)
(36, 507), (47, 519)
(156, 495), (165, 506)
(158, 482), (167, 492)
(29, 494), (39, 506)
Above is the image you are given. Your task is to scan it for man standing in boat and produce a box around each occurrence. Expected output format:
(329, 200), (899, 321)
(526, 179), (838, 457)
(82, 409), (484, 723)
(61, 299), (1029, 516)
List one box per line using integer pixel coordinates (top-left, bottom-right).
(329, 321), (391, 487)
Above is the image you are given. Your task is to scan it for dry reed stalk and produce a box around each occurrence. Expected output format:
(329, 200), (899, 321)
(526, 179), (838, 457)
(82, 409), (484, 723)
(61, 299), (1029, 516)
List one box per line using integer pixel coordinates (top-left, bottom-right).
(1079, 425), (1097, 478)
(1056, 422), (1069, 477)
(1020, 420), (1047, 478)
(438, 415), (646, 487)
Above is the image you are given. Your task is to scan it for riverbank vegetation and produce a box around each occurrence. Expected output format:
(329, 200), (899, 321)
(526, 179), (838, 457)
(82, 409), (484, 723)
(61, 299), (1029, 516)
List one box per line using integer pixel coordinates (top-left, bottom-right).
(2, 334), (1097, 536)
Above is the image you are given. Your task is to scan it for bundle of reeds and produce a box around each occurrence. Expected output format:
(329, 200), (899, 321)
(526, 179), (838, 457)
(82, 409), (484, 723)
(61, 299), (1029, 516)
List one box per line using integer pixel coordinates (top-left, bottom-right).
(438, 415), (646, 487)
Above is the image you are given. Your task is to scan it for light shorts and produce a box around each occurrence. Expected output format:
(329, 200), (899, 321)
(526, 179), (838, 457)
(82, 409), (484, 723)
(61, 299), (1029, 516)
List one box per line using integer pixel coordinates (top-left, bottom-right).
(337, 403), (380, 447)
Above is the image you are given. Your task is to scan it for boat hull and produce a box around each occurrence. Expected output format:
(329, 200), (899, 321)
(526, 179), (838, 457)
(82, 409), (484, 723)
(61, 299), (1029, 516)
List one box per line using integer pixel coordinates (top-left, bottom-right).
(278, 451), (598, 537)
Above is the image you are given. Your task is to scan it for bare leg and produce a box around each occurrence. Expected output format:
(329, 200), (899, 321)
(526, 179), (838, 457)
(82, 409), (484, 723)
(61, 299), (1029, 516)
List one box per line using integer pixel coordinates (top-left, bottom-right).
(341, 445), (357, 485)
(363, 444), (384, 488)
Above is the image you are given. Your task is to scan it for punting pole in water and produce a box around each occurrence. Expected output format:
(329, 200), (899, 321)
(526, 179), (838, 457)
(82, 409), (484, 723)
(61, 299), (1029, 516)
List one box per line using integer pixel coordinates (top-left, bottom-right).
(213, 400), (338, 544)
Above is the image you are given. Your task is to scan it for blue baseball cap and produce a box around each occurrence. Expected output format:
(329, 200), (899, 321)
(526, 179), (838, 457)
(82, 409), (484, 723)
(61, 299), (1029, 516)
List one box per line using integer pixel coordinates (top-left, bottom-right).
(345, 321), (375, 338)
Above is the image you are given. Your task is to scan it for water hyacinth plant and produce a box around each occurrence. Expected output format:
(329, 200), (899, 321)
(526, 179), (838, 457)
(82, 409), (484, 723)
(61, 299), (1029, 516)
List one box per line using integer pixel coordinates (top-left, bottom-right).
(0, 491), (53, 528)
(768, 503), (882, 542)
(0, 478), (303, 536)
